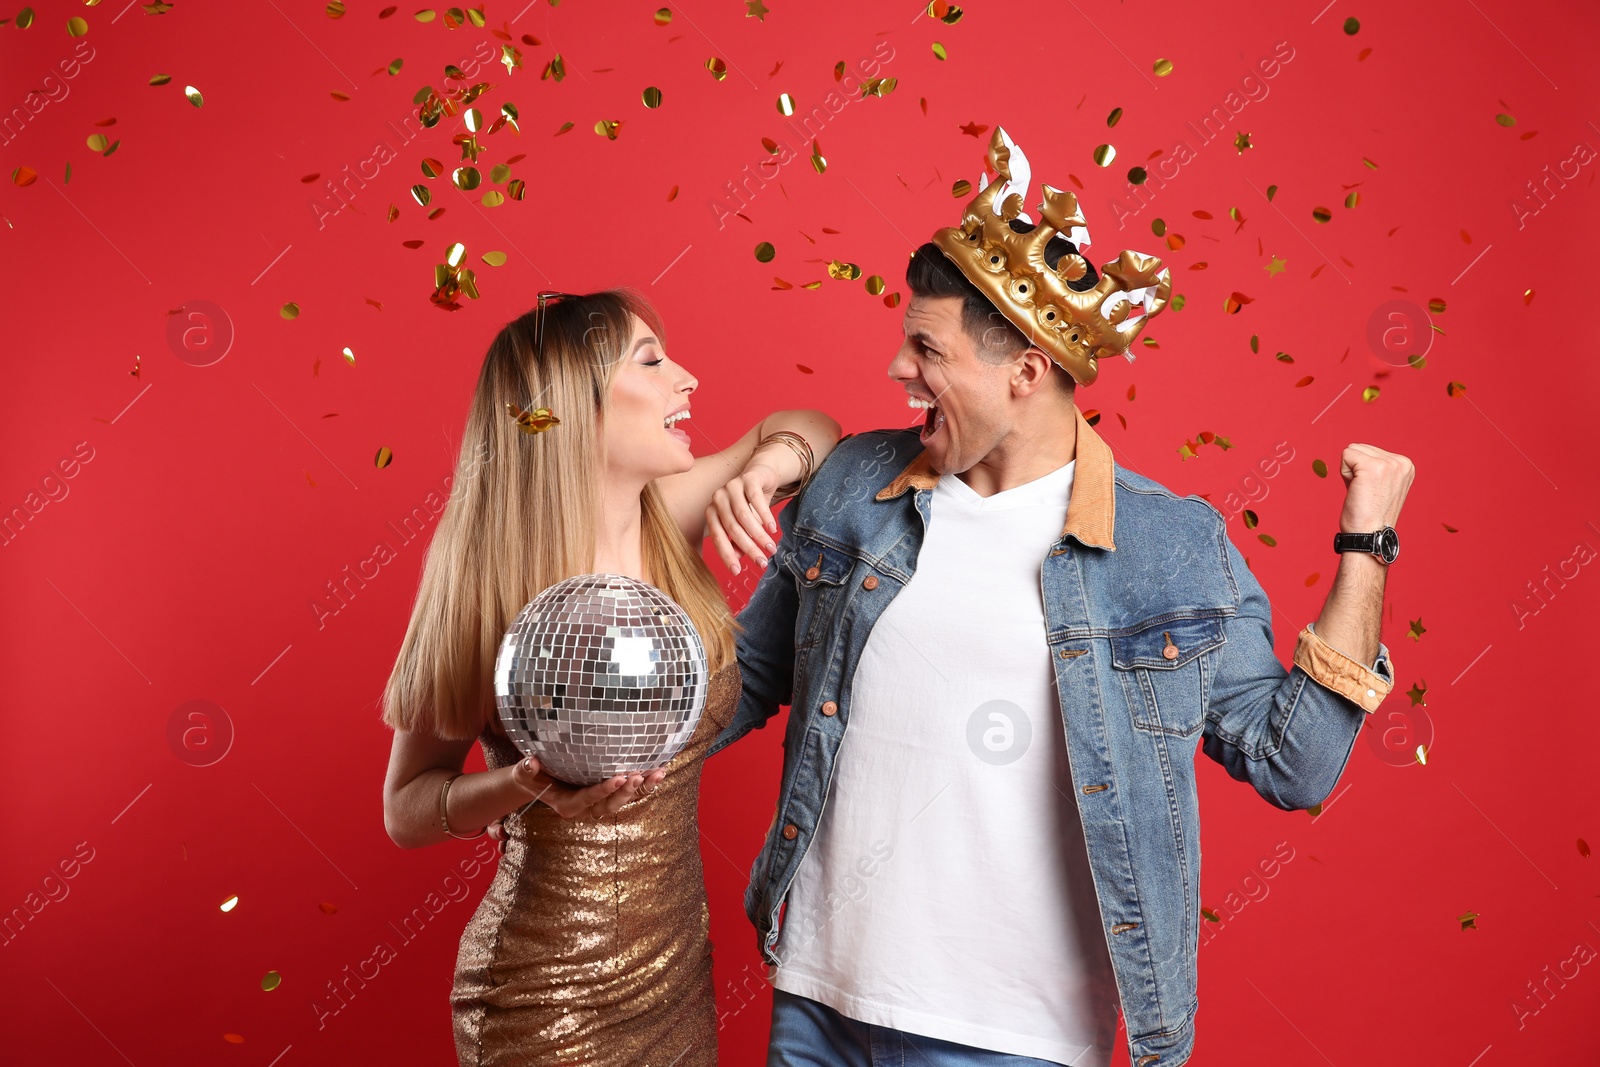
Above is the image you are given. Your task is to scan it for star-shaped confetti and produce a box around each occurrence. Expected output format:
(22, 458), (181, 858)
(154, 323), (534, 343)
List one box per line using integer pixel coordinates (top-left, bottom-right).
(1408, 617), (1426, 641)
(959, 122), (989, 137)
(1459, 910), (1479, 931)
(1406, 680), (1427, 706)
(1233, 131), (1252, 153)
(1264, 255), (1286, 276)
(745, 0), (769, 19)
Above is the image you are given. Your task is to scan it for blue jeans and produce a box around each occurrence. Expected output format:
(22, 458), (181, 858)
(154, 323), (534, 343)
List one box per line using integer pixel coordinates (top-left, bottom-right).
(767, 988), (1075, 1067)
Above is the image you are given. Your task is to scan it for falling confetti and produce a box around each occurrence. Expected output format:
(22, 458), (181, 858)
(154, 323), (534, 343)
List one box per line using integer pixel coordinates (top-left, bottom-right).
(1408, 618), (1426, 641)
(261, 971), (282, 992)
(1495, 112), (1515, 127)
(1459, 911), (1478, 931)
(931, 42), (948, 60)
(508, 402), (560, 433)
(1312, 459), (1328, 477)
(220, 895), (239, 913)
(1362, 386), (1380, 402)
(1343, 16), (1360, 34)
(1407, 680), (1427, 706)
(1312, 206), (1332, 223)
(185, 85), (204, 107)
(1152, 57), (1173, 76)
(776, 92), (795, 115)
(1446, 381), (1467, 397)
(374, 447), (393, 469)
(1093, 144), (1116, 167)
(1233, 131), (1252, 152)
(1106, 107), (1123, 127)
(281, 302), (300, 319)
(642, 86), (663, 108)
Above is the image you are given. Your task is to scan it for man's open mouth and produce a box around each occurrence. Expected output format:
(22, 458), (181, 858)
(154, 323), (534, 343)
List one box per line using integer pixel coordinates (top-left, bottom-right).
(909, 396), (945, 442)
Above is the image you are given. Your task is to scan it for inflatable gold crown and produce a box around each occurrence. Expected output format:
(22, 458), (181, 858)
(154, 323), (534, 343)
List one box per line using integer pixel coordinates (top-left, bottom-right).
(932, 126), (1172, 387)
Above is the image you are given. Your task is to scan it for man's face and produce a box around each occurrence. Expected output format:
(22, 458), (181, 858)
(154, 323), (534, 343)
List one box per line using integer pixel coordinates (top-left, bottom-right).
(887, 295), (1019, 475)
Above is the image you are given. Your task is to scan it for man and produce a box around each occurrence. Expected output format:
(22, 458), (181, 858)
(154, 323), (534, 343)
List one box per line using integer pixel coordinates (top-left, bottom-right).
(710, 128), (1414, 1067)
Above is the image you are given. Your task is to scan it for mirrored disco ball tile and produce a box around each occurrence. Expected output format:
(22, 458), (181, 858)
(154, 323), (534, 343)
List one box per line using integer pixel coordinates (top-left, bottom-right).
(493, 573), (708, 785)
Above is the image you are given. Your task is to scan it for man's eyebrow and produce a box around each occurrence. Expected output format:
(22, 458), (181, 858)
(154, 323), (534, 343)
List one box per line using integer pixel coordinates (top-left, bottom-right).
(629, 335), (659, 354)
(903, 326), (942, 350)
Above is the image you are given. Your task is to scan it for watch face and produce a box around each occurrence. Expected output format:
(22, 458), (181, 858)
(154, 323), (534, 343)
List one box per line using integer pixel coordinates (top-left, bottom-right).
(1379, 527), (1400, 563)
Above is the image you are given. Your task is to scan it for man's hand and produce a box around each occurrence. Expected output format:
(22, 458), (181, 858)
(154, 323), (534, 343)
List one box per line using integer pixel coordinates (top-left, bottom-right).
(706, 463), (782, 576)
(1338, 443), (1415, 533)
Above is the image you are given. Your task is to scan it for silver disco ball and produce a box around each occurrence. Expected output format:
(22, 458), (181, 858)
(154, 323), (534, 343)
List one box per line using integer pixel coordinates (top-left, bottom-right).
(493, 573), (708, 786)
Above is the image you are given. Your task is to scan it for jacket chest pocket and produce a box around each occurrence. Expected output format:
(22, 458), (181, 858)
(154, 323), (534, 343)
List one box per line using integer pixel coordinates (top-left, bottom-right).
(781, 536), (854, 656)
(1109, 615), (1227, 737)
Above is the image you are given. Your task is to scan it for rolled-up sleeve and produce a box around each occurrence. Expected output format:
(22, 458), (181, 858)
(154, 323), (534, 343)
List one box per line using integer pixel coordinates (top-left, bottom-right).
(1293, 624), (1394, 714)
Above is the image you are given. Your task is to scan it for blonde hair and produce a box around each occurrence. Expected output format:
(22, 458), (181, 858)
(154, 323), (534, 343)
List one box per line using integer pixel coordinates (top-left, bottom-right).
(381, 289), (739, 740)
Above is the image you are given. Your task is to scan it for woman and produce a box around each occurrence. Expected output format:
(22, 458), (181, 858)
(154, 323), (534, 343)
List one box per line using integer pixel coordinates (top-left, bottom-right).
(379, 288), (841, 1066)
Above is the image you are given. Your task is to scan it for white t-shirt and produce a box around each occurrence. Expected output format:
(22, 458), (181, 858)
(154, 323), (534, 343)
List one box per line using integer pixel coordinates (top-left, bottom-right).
(772, 458), (1120, 1066)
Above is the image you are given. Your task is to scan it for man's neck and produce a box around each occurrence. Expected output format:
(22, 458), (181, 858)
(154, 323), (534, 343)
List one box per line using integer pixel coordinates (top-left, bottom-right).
(955, 400), (1079, 499)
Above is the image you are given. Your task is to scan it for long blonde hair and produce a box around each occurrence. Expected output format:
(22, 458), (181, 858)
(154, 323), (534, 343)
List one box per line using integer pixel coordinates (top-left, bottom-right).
(381, 289), (739, 740)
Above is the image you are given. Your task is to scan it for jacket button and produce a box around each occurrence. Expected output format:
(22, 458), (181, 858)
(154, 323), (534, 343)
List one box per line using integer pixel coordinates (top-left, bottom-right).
(782, 824), (799, 840)
(805, 565), (820, 580)
(862, 574), (878, 590)
(1162, 645), (1179, 660)
(821, 701), (838, 716)
(1051, 547), (1067, 556)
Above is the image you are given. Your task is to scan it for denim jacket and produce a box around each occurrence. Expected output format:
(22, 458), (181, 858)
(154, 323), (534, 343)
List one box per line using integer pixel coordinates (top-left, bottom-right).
(710, 407), (1394, 1067)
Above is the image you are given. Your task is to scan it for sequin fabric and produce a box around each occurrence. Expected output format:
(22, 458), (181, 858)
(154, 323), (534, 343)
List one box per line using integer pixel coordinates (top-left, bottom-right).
(451, 659), (741, 1066)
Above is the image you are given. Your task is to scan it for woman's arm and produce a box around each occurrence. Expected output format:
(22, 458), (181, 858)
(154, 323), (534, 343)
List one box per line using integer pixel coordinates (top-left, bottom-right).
(382, 727), (663, 848)
(656, 408), (842, 572)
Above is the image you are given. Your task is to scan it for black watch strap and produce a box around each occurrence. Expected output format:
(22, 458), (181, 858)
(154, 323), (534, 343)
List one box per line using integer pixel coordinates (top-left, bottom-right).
(1333, 531), (1378, 554)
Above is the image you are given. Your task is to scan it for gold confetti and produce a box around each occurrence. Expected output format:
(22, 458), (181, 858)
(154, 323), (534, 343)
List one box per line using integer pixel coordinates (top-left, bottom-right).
(654, 7), (672, 25)
(1152, 218), (1166, 236)
(1093, 144), (1116, 167)
(281, 302), (300, 319)
(1152, 58), (1173, 76)
(776, 93), (795, 115)
(375, 446), (393, 469)
(1407, 679), (1427, 706)
(1523, 288), (1534, 305)
(326, 0), (345, 15)
(745, 0), (768, 18)
(1362, 386), (1380, 402)
(67, 15), (88, 35)
(342, 346), (356, 364)
(1311, 206), (1332, 223)
(388, 58), (404, 76)
(452, 166), (481, 188)
(16, 7), (34, 29)
(1343, 16), (1360, 34)
(1201, 907), (1220, 922)
(185, 85), (204, 107)
(1106, 107), (1123, 127)
(1233, 131), (1251, 152)
(508, 402), (559, 433)
(411, 184), (430, 207)
(705, 57), (727, 80)
(542, 55), (565, 81)
(1446, 381), (1466, 397)
(11, 166), (37, 187)
(931, 42), (948, 60)
(1495, 112), (1515, 126)
(414, 7), (434, 19)
(1459, 910), (1479, 930)
(482, 250), (507, 266)
(951, 178), (972, 197)
(149, 73), (171, 85)
(1312, 459), (1328, 478)
(810, 140), (826, 173)
(220, 895), (239, 912)
(642, 86), (663, 108)
(261, 971), (283, 991)
(1258, 533), (1277, 547)
(883, 292), (901, 308)
(1242, 510), (1258, 529)
(754, 241), (775, 262)
(1266, 183), (1277, 200)
(1428, 298), (1446, 313)
(1415, 744), (1428, 766)
(421, 157), (444, 177)
(827, 261), (861, 280)
(1170, 294), (1185, 311)
(1344, 191), (1360, 208)
(865, 275), (885, 295)
(1127, 166), (1147, 185)
(1306, 802), (1323, 817)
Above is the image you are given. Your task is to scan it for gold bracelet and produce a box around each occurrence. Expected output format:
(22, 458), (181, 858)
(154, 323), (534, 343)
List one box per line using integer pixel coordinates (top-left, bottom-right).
(439, 772), (487, 840)
(759, 430), (815, 503)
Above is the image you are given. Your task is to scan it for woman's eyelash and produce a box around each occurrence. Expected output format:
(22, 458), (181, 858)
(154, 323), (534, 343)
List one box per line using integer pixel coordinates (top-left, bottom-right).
(643, 358), (663, 366)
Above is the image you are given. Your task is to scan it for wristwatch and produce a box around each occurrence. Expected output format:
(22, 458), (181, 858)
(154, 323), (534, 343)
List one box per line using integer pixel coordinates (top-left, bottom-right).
(1333, 526), (1399, 564)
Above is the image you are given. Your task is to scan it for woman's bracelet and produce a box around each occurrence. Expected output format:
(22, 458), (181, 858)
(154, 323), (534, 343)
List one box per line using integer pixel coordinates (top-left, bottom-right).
(759, 430), (815, 503)
(438, 772), (487, 840)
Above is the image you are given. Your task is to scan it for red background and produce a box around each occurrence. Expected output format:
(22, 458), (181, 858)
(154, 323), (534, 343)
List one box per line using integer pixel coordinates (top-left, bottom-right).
(3, 1), (1598, 1064)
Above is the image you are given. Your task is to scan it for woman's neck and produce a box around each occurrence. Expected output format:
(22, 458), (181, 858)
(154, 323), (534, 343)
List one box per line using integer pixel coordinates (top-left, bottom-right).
(592, 476), (650, 583)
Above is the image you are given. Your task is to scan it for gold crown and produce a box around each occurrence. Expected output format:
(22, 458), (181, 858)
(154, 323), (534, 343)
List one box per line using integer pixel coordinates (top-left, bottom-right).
(932, 127), (1172, 387)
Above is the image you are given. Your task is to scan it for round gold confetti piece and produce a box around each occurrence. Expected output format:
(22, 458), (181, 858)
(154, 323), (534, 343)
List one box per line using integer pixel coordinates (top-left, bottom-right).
(754, 241), (776, 263)
(1428, 298), (1446, 313)
(465, 108), (483, 133)
(761, 137), (779, 154)
(1128, 166), (1147, 185)
(375, 447), (393, 469)
(261, 971), (282, 992)
(1344, 191), (1360, 208)
(1107, 107), (1123, 127)
(411, 184), (431, 207)
(220, 895), (239, 912)
(1170, 294), (1186, 311)
(414, 8), (434, 20)
(342, 347), (356, 364)
(280, 302), (299, 320)
(654, 7), (672, 25)
(1495, 113), (1515, 127)
(149, 73), (171, 85)
(705, 57), (727, 80)
(387, 58), (403, 76)
(777, 93), (795, 116)
(1093, 144), (1116, 167)
(185, 85), (204, 107)
(951, 178), (972, 197)
(482, 250), (507, 266)
(883, 292), (901, 308)
(489, 163), (511, 183)
(67, 15), (88, 35)
(1343, 16), (1359, 34)
(1312, 459), (1328, 478)
(452, 166), (481, 190)
(1152, 218), (1166, 236)
(1362, 386), (1380, 403)
(1152, 58), (1173, 76)
(87, 133), (108, 152)
(480, 191), (504, 207)
(931, 42), (948, 60)
(16, 8), (34, 29)
(642, 86), (663, 108)
(11, 166), (38, 187)
(326, 0), (345, 16)
(1447, 381), (1467, 397)
(421, 157), (443, 177)
(865, 275), (885, 295)
(1311, 206), (1332, 223)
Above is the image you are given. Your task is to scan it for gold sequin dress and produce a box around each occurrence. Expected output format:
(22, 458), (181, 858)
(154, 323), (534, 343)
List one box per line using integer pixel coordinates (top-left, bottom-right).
(451, 659), (741, 1067)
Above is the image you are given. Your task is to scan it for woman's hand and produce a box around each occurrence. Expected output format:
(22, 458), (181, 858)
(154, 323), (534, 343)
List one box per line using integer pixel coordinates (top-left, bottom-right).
(706, 463), (782, 576)
(486, 758), (667, 850)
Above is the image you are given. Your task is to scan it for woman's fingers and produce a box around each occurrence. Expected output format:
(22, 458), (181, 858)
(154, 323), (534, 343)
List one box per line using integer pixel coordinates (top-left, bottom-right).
(712, 482), (770, 569)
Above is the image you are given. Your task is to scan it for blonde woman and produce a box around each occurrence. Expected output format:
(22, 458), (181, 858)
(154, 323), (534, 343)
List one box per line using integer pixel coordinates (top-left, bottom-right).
(380, 289), (841, 1067)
